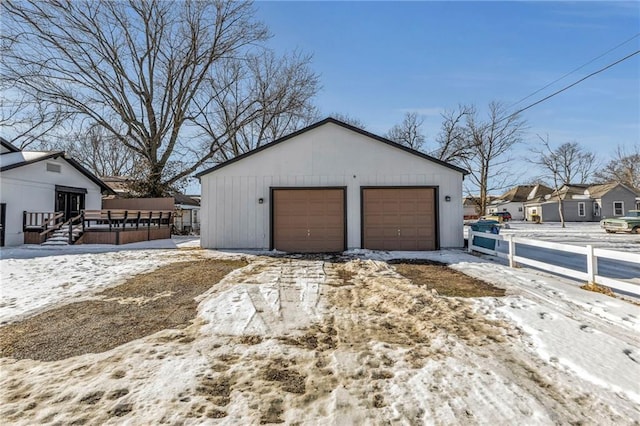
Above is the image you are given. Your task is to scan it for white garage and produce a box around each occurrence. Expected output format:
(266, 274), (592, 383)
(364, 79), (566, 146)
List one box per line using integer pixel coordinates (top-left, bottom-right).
(196, 118), (468, 252)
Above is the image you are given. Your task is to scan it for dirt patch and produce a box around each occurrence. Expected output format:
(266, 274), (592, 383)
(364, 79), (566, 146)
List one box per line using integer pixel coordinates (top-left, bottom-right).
(0, 259), (246, 361)
(263, 365), (307, 394)
(390, 260), (506, 298)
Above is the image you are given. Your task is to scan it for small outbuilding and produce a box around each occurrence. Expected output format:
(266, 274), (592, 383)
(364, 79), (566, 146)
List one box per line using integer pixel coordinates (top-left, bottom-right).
(196, 118), (468, 252)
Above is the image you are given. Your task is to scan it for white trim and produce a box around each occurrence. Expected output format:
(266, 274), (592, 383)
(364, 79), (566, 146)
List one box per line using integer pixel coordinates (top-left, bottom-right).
(467, 229), (639, 296)
(613, 201), (624, 216)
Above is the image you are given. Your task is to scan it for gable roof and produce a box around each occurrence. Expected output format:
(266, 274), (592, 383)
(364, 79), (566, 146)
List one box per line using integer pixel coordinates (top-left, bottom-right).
(496, 185), (536, 203)
(1, 150), (113, 194)
(525, 182), (640, 205)
(173, 192), (200, 206)
(587, 182), (640, 198)
(0, 137), (20, 153)
(195, 117), (469, 178)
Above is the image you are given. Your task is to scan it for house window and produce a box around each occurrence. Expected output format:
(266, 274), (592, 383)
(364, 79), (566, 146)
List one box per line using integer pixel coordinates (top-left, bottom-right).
(613, 201), (624, 216)
(46, 162), (61, 173)
(518, 207), (523, 212)
(593, 202), (600, 217)
(578, 202), (585, 217)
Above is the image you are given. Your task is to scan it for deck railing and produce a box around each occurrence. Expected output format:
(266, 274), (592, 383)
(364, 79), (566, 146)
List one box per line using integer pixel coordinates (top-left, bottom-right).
(23, 211), (64, 231)
(82, 209), (173, 231)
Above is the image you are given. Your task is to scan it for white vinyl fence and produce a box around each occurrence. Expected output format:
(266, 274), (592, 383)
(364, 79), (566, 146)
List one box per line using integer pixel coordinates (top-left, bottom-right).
(468, 230), (640, 296)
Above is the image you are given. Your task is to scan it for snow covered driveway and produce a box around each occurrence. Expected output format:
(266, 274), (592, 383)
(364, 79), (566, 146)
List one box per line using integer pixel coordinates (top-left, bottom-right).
(1, 245), (639, 424)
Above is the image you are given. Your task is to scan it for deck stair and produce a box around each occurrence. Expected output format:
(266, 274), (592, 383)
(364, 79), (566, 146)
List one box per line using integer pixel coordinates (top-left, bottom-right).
(41, 220), (83, 246)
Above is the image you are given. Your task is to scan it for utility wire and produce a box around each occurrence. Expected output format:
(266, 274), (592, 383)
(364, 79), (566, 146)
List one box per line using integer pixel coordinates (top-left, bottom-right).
(509, 32), (640, 108)
(501, 49), (640, 124)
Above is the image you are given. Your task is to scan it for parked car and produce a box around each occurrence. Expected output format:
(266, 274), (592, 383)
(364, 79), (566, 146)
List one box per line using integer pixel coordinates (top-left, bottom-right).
(600, 210), (640, 234)
(483, 211), (512, 222)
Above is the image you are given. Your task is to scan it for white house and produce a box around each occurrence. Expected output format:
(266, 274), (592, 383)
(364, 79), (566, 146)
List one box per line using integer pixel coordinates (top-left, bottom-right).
(196, 118), (468, 252)
(487, 184), (554, 220)
(173, 193), (201, 234)
(0, 138), (111, 246)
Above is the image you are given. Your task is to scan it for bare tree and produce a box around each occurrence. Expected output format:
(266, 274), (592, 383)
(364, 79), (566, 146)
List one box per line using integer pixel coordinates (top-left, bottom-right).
(194, 50), (320, 163)
(0, 91), (69, 149)
(385, 112), (426, 150)
(432, 104), (473, 163)
(330, 113), (367, 129)
(1, 0), (319, 196)
(529, 137), (597, 227)
(46, 125), (137, 177)
(595, 144), (640, 189)
(457, 102), (527, 215)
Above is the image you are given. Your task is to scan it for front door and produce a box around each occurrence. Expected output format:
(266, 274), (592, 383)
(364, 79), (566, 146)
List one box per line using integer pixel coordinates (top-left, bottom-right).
(55, 188), (86, 221)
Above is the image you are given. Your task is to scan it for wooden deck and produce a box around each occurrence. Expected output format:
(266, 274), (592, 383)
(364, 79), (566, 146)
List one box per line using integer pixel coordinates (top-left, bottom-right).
(23, 209), (174, 245)
(79, 227), (171, 245)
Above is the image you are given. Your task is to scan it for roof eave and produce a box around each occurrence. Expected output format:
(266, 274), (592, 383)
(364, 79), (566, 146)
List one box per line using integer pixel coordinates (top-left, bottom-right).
(195, 117), (469, 178)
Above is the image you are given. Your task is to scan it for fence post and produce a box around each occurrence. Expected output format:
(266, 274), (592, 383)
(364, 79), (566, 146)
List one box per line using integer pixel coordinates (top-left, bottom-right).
(467, 230), (473, 253)
(586, 244), (597, 284)
(508, 235), (516, 268)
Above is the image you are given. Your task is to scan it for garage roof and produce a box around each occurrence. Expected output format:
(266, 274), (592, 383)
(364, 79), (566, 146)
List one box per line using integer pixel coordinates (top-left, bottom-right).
(196, 117), (469, 178)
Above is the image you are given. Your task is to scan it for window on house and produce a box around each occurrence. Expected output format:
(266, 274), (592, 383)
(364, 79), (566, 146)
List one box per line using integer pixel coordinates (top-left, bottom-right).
(518, 207), (523, 212)
(593, 202), (600, 217)
(46, 162), (61, 173)
(578, 202), (585, 217)
(613, 201), (624, 216)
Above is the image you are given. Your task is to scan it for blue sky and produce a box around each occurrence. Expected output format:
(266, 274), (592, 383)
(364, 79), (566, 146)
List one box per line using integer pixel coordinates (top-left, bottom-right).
(253, 1), (639, 183)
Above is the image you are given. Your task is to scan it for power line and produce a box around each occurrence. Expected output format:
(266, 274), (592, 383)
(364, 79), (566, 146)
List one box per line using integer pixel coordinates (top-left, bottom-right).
(503, 49), (640, 123)
(509, 32), (640, 109)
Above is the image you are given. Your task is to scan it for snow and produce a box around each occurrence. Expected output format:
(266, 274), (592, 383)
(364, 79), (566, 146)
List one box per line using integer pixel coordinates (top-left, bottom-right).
(0, 151), (55, 168)
(1, 231), (640, 423)
(469, 220), (640, 253)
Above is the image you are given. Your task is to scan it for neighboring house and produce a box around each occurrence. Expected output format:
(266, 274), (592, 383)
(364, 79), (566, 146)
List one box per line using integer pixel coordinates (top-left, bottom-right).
(463, 196), (498, 220)
(101, 176), (133, 198)
(0, 137), (112, 246)
(488, 184), (553, 220)
(587, 182), (640, 219)
(196, 117), (468, 252)
(173, 193), (201, 234)
(463, 196), (481, 220)
(523, 182), (640, 222)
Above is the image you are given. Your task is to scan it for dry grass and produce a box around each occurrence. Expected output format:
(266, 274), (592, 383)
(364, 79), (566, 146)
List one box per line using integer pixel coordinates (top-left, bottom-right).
(390, 260), (506, 298)
(580, 283), (615, 297)
(0, 259), (246, 361)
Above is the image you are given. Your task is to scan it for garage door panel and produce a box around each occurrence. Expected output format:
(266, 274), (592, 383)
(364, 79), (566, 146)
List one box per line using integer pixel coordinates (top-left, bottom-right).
(363, 188), (436, 251)
(273, 189), (345, 253)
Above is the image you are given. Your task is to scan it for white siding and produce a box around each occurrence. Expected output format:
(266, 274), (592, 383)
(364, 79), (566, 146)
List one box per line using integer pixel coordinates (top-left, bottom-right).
(200, 123), (464, 249)
(1, 158), (102, 246)
(489, 201), (525, 220)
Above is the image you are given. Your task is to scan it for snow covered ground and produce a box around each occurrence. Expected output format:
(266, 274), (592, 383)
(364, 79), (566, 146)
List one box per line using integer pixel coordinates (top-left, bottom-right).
(466, 220), (640, 253)
(1, 235), (639, 424)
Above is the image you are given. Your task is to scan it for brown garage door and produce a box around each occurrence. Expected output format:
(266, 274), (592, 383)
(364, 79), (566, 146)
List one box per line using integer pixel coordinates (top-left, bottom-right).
(362, 188), (436, 251)
(273, 188), (345, 252)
